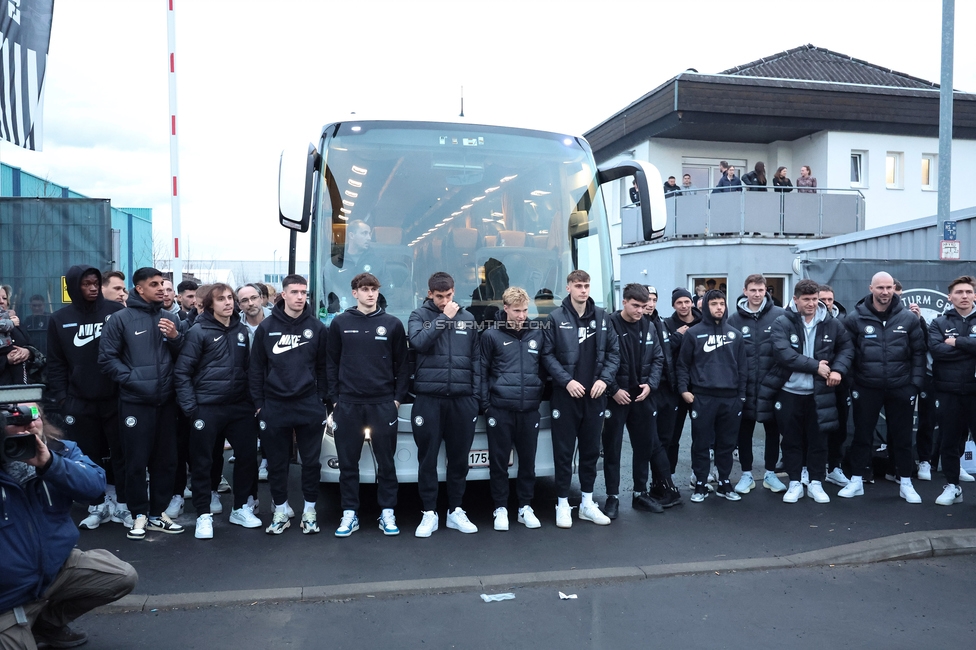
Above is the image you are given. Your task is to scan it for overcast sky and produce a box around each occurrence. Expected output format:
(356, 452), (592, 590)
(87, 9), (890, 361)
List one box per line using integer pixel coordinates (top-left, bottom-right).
(2, 0), (974, 262)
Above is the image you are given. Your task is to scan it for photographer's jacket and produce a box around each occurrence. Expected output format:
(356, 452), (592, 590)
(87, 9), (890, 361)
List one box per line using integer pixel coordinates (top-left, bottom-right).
(175, 311), (252, 418)
(97, 293), (183, 405)
(480, 321), (545, 412)
(326, 306), (408, 405)
(0, 439), (105, 613)
(676, 291), (747, 399)
(541, 296), (619, 389)
(843, 293), (926, 391)
(248, 302), (328, 411)
(927, 307), (976, 395)
(408, 299), (479, 398)
(46, 266), (124, 403)
(607, 311), (663, 398)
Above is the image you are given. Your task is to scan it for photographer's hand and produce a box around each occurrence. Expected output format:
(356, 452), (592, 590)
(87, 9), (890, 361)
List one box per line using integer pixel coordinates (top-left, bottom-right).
(24, 419), (51, 469)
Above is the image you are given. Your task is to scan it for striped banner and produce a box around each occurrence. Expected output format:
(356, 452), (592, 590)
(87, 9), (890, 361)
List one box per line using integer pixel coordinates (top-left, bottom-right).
(0, 0), (54, 150)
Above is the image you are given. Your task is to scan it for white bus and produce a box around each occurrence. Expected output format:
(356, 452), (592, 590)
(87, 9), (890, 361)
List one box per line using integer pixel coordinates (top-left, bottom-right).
(277, 118), (666, 482)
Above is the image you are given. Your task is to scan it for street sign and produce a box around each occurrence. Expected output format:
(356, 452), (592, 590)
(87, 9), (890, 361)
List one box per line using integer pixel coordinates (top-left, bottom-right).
(940, 240), (960, 260)
(943, 220), (957, 241)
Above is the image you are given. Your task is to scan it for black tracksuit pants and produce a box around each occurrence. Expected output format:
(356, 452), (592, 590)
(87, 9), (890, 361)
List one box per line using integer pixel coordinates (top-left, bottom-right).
(603, 397), (669, 494)
(775, 391), (826, 483)
(916, 376), (936, 464)
(690, 393), (741, 483)
(828, 387), (851, 471)
(189, 404), (258, 513)
(936, 393), (976, 485)
(850, 384), (916, 479)
(334, 400), (399, 511)
(63, 397), (124, 503)
(550, 390), (606, 496)
(486, 407), (540, 509)
(118, 399), (178, 518)
(175, 412), (225, 496)
(668, 396), (692, 475)
(654, 384), (680, 475)
(412, 395), (478, 511)
(261, 421), (322, 507)
(737, 416), (781, 473)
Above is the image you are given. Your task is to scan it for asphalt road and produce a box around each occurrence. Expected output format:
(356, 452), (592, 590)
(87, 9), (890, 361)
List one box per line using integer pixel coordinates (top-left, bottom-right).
(74, 426), (975, 597)
(82, 555), (976, 649)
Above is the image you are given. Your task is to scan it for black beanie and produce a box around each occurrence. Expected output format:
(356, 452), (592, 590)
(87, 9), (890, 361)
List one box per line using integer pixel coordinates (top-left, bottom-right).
(671, 288), (693, 305)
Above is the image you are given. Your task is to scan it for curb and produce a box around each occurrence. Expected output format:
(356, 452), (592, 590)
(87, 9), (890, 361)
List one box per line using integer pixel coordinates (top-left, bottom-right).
(97, 527), (976, 614)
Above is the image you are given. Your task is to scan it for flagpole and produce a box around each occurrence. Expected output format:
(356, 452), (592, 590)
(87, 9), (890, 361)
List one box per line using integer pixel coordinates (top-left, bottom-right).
(166, 0), (183, 286)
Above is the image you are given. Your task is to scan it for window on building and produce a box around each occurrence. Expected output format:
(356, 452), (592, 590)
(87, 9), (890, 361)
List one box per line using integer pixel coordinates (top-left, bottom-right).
(681, 157), (747, 189)
(921, 154), (937, 191)
(885, 152), (903, 189)
(850, 151), (867, 188)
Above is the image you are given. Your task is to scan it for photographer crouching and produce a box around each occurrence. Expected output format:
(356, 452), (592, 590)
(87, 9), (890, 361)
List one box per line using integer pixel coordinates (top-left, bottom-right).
(0, 387), (137, 649)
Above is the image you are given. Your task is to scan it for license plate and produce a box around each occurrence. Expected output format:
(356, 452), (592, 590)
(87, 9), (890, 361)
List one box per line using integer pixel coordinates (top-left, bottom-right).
(468, 449), (514, 467)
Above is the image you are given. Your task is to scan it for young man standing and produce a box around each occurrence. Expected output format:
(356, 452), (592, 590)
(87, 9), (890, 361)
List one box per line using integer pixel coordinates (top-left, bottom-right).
(101, 271), (127, 306)
(664, 288), (701, 479)
(481, 287), (545, 530)
(928, 276), (976, 506)
(677, 290), (748, 503)
(727, 274), (786, 494)
(249, 274), (329, 535)
(839, 272), (926, 502)
(408, 272), (480, 537)
(819, 284), (853, 486)
(161, 279), (180, 317)
(327, 273), (408, 537)
(176, 280), (198, 320)
(98, 267), (185, 539)
(603, 284), (671, 518)
(758, 280), (853, 504)
(542, 270), (619, 528)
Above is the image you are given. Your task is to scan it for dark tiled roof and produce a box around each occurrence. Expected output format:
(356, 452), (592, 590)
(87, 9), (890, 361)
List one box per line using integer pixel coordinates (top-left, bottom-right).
(719, 44), (938, 90)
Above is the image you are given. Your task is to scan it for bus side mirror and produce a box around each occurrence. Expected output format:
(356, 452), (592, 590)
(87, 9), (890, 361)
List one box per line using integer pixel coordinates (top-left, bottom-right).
(279, 144), (320, 233)
(597, 160), (666, 241)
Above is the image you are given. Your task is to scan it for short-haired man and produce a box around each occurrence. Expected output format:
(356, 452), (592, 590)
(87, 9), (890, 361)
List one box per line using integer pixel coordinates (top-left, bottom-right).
(681, 174), (695, 193)
(839, 272), (926, 502)
(98, 267), (185, 539)
(819, 284), (853, 486)
(176, 280), (198, 320)
(603, 283), (671, 518)
(727, 274), (786, 494)
(408, 272), (480, 537)
(327, 272), (408, 537)
(664, 288), (701, 481)
(47, 266), (127, 530)
(758, 279), (853, 504)
(542, 270), (619, 528)
(237, 284), (271, 348)
(481, 286), (545, 530)
(928, 276), (976, 505)
(249, 274), (329, 535)
(101, 271), (127, 305)
(677, 290), (748, 503)
(161, 279), (180, 317)
(663, 176), (680, 197)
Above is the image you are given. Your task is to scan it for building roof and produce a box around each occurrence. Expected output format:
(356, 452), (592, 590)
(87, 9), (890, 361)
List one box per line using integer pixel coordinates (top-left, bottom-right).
(720, 45), (938, 90)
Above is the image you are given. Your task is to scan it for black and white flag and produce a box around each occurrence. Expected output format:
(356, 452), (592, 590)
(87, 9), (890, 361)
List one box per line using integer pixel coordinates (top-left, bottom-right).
(0, 0), (54, 150)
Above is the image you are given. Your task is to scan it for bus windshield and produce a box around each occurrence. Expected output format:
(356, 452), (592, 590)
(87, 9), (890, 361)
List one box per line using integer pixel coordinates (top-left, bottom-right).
(313, 121), (613, 326)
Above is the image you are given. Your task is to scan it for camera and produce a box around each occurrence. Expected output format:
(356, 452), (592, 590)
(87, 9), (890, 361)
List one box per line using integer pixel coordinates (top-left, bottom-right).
(0, 384), (44, 463)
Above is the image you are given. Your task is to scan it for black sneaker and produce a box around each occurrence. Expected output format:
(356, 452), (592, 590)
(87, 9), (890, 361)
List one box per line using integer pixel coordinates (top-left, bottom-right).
(690, 482), (709, 503)
(658, 487), (683, 508)
(32, 622), (88, 648)
(632, 492), (665, 513)
(602, 496), (619, 520)
(648, 483), (667, 501)
(715, 480), (742, 501)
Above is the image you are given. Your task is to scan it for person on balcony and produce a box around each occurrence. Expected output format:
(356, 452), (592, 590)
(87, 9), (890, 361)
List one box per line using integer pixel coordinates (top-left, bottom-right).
(772, 167), (793, 193)
(796, 166), (818, 193)
(715, 166), (742, 193)
(741, 162), (768, 192)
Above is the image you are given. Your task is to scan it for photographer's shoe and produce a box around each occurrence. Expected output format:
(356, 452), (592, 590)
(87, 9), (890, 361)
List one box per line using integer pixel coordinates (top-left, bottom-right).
(31, 621), (87, 649)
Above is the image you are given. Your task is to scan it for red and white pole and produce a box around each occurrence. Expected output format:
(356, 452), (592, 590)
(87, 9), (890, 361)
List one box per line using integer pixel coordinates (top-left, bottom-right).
(166, 0), (182, 286)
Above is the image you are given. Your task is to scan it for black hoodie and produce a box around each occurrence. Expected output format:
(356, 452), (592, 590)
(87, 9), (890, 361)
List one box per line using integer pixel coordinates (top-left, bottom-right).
(676, 290), (747, 399)
(46, 266), (125, 403)
(326, 306), (408, 405)
(175, 310), (252, 417)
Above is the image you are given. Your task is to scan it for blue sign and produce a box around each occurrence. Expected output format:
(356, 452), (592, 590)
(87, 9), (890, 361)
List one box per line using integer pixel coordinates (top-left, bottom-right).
(943, 220), (957, 241)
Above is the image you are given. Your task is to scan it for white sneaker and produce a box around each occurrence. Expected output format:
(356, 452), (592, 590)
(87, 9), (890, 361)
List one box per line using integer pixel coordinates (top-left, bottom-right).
(415, 510), (439, 537)
(806, 480), (830, 504)
(183, 485), (192, 499)
(446, 507), (478, 534)
(555, 503), (573, 529)
(378, 509), (400, 535)
(917, 461), (932, 481)
(825, 467), (850, 487)
(246, 495), (260, 515)
(783, 481), (804, 503)
(285, 502), (296, 518)
(936, 484), (963, 506)
(763, 471), (787, 493)
(217, 476), (232, 493)
(164, 495), (184, 519)
(112, 504), (134, 528)
(800, 467), (810, 485)
(493, 507), (509, 531)
(579, 501), (611, 525)
(229, 503), (263, 528)
(195, 513), (213, 539)
(258, 459), (269, 482)
(838, 477), (864, 498)
(899, 480), (922, 504)
(689, 473), (697, 489)
(79, 502), (112, 530)
(959, 468), (975, 483)
(734, 474), (755, 494)
(518, 506), (541, 529)
(210, 491), (223, 515)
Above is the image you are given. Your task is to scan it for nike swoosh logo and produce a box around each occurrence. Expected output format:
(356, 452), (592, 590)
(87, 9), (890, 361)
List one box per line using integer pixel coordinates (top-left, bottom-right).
(135, 330), (147, 335)
(73, 333), (97, 347)
(272, 341), (309, 354)
(388, 420), (397, 426)
(703, 339), (727, 353)
(503, 341), (513, 345)
(213, 336), (223, 342)
(338, 269), (349, 273)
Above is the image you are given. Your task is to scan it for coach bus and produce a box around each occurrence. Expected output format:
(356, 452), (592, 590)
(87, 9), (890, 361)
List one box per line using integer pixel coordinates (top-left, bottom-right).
(277, 118), (666, 482)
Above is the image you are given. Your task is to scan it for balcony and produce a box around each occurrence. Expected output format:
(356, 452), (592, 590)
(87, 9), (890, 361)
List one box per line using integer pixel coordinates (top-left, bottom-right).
(621, 187), (865, 244)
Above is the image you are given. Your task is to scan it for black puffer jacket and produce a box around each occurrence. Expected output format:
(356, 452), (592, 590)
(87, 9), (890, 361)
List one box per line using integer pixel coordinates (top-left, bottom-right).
(727, 296), (785, 419)
(646, 310), (677, 392)
(97, 292), (183, 405)
(541, 296), (619, 388)
(843, 293), (926, 391)
(663, 308), (701, 356)
(757, 304), (854, 428)
(480, 320), (545, 412)
(676, 290), (747, 399)
(927, 308), (976, 394)
(46, 266), (124, 403)
(175, 311), (252, 417)
(607, 311), (663, 397)
(407, 299), (479, 397)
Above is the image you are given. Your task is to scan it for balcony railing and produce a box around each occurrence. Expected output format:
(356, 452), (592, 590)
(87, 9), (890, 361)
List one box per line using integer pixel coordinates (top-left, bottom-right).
(621, 187), (865, 244)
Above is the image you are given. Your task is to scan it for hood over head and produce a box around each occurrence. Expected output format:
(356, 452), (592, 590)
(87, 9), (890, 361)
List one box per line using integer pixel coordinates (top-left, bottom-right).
(64, 265), (104, 310)
(701, 289), (728, 324)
